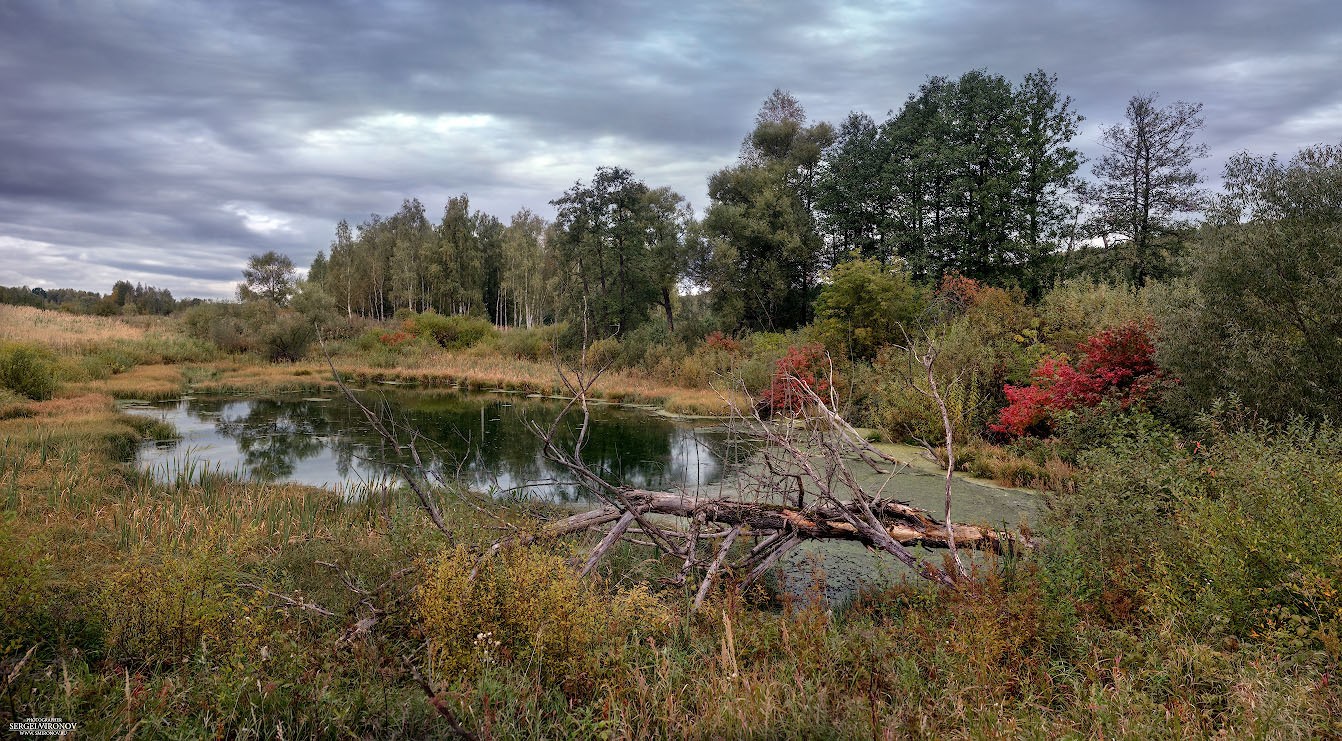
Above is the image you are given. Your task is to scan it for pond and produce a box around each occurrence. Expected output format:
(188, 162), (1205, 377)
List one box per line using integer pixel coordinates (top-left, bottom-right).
(127, 391), (735, 501)
(127, 389), (1040, 599)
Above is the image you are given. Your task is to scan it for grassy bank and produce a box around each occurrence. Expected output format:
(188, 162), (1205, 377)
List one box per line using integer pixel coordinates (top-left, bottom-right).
(2, 304), (736, 415)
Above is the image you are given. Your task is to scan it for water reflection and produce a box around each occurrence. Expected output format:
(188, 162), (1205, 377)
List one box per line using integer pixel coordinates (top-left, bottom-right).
(130, 391), (735, 501)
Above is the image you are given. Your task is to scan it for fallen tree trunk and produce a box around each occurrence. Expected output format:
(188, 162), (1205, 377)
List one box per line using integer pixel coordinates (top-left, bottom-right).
(525, 488), (1031, 554)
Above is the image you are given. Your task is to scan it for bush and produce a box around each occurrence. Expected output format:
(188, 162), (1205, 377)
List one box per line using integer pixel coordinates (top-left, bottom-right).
(1154, 143), (1342, 422)
(812, 257), (923, 360)
(183, 302), (254, 354)
(416, 545), (671, 691)
(760, 343), (832, 414)
(0, 342), (57, 400)
(497, 324), (564, 361)
(873, 356), (990, 446)
(1038, 279), (1148, 354)
(584, 336), (621, 369)
(98, 553), (246, 668)
(260, 315), (316, 362)
(406, 312), (497, 349)
(992, 319), (1166, 438)
(617, 321), (672, 370)
(933, 280), (1045, 397)
(1044, 409), (1342, 649)
(0, 525), (56, 655)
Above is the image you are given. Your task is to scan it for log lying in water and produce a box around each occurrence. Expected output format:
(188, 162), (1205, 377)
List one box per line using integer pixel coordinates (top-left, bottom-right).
(532, 489), (1027, 554)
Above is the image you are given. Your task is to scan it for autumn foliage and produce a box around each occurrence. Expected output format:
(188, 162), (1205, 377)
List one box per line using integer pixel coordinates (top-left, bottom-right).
(992, 319), (1165, 437)
(936, 272), (985, 308)
(761, 343), (831, 414)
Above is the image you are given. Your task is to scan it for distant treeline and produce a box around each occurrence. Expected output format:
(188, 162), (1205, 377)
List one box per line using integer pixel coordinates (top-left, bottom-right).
(0, 280), (195, 316)
(309, 68), (1208, 336)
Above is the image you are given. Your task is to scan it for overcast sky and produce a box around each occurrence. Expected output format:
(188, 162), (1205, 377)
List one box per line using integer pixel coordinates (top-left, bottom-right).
(1, 0), (1339, 298)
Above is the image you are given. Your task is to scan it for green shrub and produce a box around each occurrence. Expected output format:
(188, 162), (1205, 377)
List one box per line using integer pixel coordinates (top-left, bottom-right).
(260, 315), (316, 362)
(872, 351), (989, 446)
(98, 552), (245, 668)
(0, 342), (57, 400)
(1038, 279), (1148, 354)
(1043, 408), (1342, 648)
(812, 256), (924, 360)
(617, 321), (672, 369)
(184, 302), (252, 354)
(0, 525), (55, 655)
(584, 336), (621, 369)
(497, 324), (564, 361)
(408, 312), (497, 349)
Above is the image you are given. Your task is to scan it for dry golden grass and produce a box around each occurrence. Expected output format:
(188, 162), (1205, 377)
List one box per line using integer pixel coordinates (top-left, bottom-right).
(333, 349), (741, 415)
(1, 304), (737, 413)
(67, 364), (186, 400)
(0, 304), (148, 348)
(157, 351), (739, 414)
(187, 362), (336, 396)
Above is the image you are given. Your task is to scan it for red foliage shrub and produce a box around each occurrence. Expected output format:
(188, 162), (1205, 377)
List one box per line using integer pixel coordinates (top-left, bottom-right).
(761, 343), (831, 414)
(703, 330), (742, 354)
(936, 273), (984, 308)
(379, 331), (416, 348)
(991, 319), (1165, 437)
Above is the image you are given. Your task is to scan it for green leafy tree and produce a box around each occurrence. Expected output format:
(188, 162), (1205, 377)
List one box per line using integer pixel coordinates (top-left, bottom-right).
(812, 257), (923, 359)
(500, 209), (551, 328)
(550, 167), (687, 337)
(438, 195), (483, 316)
(239, 251), (297, 305)
(816, 69), (1082, 290)
(700, 90), (834, 331)
(643, 187), (694, 331)
(1155, 142), (1342, 420)
(388, 198), (434, 312)
(475, 211), (506, 324)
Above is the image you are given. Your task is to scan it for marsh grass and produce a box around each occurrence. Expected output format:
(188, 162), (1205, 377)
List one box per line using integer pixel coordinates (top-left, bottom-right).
(0, 305), (151, 347)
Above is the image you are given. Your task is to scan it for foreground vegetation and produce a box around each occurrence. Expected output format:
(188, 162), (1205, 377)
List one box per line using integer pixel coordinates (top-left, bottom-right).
(0, 390), (1338, 737)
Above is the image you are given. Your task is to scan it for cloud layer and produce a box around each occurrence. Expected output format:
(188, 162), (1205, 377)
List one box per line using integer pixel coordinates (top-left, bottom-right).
(2, 0), (1338, 297)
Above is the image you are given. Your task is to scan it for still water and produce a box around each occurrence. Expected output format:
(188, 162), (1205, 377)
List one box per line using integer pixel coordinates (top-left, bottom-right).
(128, 391), (733, 501)
(128, 390), (1039, 598)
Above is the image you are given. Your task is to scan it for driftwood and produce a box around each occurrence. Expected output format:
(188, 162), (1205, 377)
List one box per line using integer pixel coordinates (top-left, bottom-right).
(531, 490), (1015, 553)
(323, 322), (1031, 608)
(502, 349), (1032, 599)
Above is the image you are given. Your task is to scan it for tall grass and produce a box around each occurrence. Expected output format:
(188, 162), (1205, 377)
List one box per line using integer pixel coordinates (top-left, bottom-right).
(0, 305), (150, 347)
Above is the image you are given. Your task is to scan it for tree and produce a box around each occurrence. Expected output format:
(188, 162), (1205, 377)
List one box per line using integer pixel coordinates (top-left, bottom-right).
(500, 209), (551, 328)
(701, 90), (834, 331)
(239, 251), (297, 305)
(815, 69), (1083, 290)
(1154, 142), (1342, 421)
(387, 198), (434, 312)
(642, 187), (694, 331)
(438, 195), (482, 316)
(550, 167), (688, 336)
(1087, 94), (1208, 285)
(110, 280), (134, 307)
(812, 257), (923, 360)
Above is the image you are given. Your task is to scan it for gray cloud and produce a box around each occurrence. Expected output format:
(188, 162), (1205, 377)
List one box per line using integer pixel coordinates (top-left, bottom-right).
(1, 0), (1339, 297)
